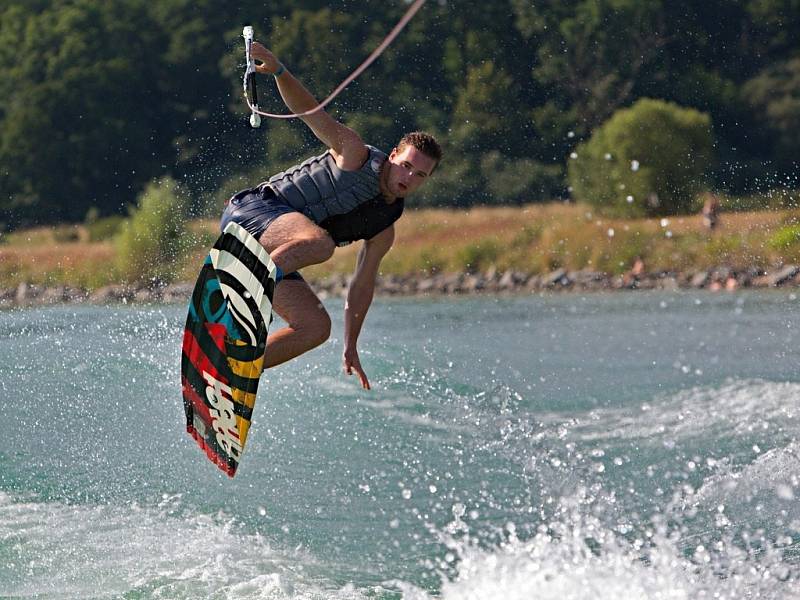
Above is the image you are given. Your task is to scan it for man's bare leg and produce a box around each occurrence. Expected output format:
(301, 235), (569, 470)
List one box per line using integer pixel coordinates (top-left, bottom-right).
(257, 212), (334, 367)
(258, 212), (335, 274)
(265, 279), (331, 368)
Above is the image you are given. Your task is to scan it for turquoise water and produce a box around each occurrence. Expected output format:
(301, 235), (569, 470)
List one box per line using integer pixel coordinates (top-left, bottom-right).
(1, 291), (799, 598)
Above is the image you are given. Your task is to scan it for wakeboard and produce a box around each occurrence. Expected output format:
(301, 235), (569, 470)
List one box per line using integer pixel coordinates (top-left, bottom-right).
(181, 222), (278, 477)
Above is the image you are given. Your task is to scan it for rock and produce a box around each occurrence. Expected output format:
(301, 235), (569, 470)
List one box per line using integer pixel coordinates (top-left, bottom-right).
(416, 278), (438, 293)
(377, 274), (405, 295)
(525, 275), (542, 291)
(90, 285), (134, 303)
(751, 275), (770, 287)
(0, 287), (14, 308)
(39, 286), (68, 304)
(712, 266), (732, 282)
(691, 271), (709, 288)
(765, 265), (799, 287)
(659, 276), (679, 290)
(442, 273), (463, 294)
(134, 288), (156, 303)
(462, 274), (485, 293)
(15, 282), (39, 304)
(332, 273), (349, 292)
(65, 287), (89, 303)
(498, 271), (516, 290)
(162, 283), (193, 303)
(572, 270), (605, 289)
(542, 268), (569, 288)
(5, 262), (800, 307)
(636, 277), (657, 290)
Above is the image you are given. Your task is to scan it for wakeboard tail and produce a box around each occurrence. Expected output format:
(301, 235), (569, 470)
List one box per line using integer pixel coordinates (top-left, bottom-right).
(180, 222), (278, 477)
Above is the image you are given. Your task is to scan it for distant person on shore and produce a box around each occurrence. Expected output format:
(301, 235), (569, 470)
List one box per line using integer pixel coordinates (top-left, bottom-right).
(622, 256), (646, 288)
(220, 41), (442, 390)
(701, 193), (720, 230)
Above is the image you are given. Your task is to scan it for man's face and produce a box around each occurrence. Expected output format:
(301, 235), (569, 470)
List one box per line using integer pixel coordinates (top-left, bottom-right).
(384, 145), (437, 198)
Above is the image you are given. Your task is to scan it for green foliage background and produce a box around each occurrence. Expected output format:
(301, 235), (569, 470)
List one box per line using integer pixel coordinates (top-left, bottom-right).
(568, 98), (714, 217)
(0, 0), (798, 230)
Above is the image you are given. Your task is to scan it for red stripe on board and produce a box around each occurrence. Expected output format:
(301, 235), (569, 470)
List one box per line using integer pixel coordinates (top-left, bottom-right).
(182, 327), (227, 385)
(181, 375), (237, 477)
(181, 325), (239, 477)
(205, 322), (228, 351)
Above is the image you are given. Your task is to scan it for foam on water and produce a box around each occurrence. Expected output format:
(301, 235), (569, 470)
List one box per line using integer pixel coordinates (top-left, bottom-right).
(393, 489), (800, 600)
(693, 440), (800, 538)
(0, 492), (375, 599)
(524, 379), (800, 444)
(3, 484), (798, 599)
(431, 526), (797, 600)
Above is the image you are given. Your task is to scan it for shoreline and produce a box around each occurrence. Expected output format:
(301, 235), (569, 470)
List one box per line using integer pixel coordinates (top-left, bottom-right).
(3, 264), (799, 308)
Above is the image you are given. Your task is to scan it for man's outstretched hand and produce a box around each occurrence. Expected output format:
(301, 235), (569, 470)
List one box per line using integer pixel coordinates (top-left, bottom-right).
(343, 347), (371, 390)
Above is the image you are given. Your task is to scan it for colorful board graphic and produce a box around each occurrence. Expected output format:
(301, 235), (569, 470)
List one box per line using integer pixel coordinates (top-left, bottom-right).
(181, 222), (278, 477)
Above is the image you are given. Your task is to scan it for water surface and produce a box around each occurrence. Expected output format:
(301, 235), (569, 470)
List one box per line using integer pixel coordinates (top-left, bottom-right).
(1, 291), (799, 598)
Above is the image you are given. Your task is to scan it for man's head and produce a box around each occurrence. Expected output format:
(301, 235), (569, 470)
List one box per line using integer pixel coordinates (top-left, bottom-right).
(383, 131), (442, 198)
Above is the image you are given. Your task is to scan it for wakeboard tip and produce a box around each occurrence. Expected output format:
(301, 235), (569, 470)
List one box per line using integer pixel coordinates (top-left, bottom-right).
(186, 424), (237, 477)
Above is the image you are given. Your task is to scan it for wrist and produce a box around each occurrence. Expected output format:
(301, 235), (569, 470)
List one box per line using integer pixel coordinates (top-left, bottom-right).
(273, 63), (286, 77)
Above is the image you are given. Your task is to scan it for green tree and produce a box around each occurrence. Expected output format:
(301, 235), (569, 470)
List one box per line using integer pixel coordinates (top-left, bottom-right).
(512, 0), (668, 139)
(0, 0), (170, 227)
(742, 55), (800, 165)
(568, 98), (713, 217)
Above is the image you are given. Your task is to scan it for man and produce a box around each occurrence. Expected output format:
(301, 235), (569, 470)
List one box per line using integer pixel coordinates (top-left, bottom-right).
(220, 41), (442, 390)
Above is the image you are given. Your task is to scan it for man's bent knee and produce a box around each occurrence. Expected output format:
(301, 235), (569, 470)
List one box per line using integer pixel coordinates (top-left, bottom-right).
(301, 233), (335, 263)
(305, 310), (332, 348)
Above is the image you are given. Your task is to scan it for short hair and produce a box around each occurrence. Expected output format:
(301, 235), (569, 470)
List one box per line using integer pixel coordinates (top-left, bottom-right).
(396, 131), (442, 167)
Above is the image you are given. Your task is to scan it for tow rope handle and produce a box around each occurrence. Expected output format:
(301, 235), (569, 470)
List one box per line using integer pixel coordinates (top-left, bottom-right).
(240, 0), (426, 122)
(242, 26), (261, 128)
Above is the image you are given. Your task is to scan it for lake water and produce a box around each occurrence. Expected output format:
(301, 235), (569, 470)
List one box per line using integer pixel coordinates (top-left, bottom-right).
(1, 291), (799, 599)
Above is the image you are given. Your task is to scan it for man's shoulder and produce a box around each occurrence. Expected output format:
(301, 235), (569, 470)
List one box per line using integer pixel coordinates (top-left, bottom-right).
(334, 141), (385, 172)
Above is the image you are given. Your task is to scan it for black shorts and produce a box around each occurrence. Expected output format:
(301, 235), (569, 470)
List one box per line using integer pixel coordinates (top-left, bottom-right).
(220, 187), (304, 282)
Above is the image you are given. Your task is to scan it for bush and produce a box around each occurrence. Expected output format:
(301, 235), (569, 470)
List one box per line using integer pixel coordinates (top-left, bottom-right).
(86, 215), (125, 241)
(768, 224), (800, 250)
(114, 177), (188, 284)
(457, 240), (500, 273)
(568, 98), (714, 217)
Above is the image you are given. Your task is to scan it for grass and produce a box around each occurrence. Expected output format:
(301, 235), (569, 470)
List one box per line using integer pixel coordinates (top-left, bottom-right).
(2, 202), (800, 290)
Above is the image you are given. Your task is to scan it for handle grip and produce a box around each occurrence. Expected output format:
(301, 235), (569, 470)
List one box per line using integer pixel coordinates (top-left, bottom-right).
(242, 25), (260, 128)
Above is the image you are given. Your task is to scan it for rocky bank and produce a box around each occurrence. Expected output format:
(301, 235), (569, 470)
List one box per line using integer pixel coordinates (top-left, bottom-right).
(2, 264), (800, 308)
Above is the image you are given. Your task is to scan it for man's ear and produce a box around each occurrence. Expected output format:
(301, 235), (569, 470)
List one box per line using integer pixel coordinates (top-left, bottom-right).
(388, 147), (398, 160)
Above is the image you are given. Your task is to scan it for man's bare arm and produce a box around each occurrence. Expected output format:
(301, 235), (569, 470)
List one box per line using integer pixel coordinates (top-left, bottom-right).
(343, 225), (395, 389)
(250, 42), (368, 170)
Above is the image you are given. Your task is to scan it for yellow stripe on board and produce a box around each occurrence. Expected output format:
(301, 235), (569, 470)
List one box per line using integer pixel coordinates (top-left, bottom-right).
(235, 415), (251, 448)
(229, 386), (257, 411)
